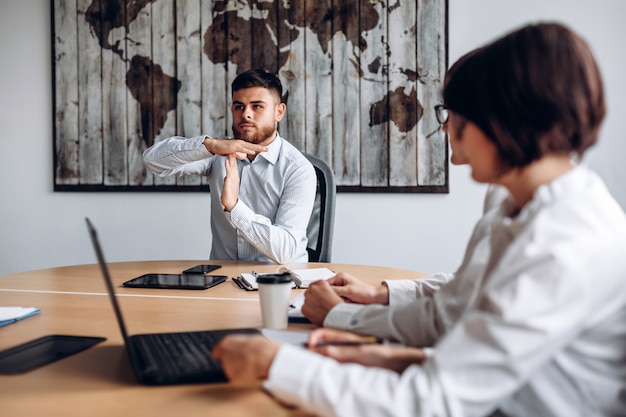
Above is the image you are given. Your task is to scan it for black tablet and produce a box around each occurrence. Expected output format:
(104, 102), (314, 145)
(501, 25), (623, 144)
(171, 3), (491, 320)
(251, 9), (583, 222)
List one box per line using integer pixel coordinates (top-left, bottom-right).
(122, 274), (227, 290)
(0, 335), (106, 374)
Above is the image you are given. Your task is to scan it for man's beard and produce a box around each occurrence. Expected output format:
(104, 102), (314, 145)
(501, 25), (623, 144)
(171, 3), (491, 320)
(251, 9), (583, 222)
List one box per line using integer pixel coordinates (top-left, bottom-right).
(232, 122), (276, 145)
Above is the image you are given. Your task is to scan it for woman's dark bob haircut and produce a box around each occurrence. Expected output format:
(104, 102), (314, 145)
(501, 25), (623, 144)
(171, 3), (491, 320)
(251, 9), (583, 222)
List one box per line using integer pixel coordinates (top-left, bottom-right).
(443, 22), (605, 170)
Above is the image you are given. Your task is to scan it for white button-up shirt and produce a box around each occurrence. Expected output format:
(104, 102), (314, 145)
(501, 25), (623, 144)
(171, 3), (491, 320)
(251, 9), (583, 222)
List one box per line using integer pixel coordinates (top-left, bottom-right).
(142, 134), (316, 264)
(323, 185), (508, 347)
(266, 166), (626, 417)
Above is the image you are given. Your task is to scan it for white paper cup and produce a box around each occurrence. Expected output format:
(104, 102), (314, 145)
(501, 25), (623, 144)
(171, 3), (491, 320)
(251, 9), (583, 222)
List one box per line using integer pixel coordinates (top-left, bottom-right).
(257, 273), (293, 329)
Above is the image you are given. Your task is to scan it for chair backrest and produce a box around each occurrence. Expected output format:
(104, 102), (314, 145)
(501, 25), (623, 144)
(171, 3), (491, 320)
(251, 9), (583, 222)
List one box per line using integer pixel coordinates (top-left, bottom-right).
(303, 153), (336, 263)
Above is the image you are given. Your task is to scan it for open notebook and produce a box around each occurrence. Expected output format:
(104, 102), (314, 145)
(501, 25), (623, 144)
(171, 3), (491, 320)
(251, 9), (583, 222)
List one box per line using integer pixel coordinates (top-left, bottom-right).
(86, 218), (259, 385)
(233, 267), (335, 291)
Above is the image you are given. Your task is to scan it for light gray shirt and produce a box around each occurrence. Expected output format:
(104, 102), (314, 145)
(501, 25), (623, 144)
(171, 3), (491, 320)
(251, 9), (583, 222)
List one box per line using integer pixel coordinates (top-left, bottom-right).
(266, 166), (626, 417)
(142, 134), (316, 264)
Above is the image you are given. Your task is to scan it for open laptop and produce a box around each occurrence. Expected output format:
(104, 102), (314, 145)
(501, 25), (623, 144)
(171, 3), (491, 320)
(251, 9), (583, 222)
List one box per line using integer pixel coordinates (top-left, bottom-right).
(85, 218), (260, 385)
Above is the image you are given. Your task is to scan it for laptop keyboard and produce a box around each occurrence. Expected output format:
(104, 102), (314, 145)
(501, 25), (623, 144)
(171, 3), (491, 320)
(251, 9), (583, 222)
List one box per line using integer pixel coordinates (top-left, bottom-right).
(133, 331), (224, 380)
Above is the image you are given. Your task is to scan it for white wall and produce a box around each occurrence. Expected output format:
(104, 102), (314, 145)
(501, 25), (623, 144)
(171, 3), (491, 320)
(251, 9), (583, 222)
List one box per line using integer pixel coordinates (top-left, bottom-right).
(1, 0), (625, 277)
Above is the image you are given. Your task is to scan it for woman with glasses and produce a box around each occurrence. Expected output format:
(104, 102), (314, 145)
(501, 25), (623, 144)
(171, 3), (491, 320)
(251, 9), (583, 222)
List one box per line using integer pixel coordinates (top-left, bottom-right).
(213, 22), (626, 417)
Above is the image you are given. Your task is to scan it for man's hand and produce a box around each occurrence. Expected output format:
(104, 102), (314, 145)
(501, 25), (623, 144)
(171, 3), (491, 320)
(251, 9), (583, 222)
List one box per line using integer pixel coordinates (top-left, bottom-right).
(212, 335), (280, 385)
(221, 154), (240, 212)
(324, 272), (391, 305)
(203, 136), (268, 159)
(306, 328), (426, 373)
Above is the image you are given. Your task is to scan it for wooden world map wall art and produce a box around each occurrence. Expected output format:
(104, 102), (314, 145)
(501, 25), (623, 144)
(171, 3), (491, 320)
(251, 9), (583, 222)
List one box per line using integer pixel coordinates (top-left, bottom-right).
(52, 0), (448, 192)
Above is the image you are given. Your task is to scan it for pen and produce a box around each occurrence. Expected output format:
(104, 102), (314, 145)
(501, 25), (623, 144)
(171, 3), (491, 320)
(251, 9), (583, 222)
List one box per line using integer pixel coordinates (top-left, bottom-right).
(306, 336), (383, 348)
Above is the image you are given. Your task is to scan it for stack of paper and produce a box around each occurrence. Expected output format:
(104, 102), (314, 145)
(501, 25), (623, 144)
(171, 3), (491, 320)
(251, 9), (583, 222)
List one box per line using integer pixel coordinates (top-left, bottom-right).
(0, 307), (41, 327)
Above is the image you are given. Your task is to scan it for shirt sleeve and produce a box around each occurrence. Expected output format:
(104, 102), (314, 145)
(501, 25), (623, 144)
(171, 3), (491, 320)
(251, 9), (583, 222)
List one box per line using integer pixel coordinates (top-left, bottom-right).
(266, 344), (451, 417)
(385, 272), (455, 306)
(324, 295), (447, 347)
(323, 195), (500, 347)
(265, 251), (604, 417)
(142, 135), (214, 176)
(323, 273), (456, 347)
(224, 159), (316, 264)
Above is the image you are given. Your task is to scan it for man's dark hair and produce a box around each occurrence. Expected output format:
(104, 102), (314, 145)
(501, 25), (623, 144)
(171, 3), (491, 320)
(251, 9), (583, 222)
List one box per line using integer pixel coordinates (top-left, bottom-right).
(443, 22), (605, 171)
(231, 69), (283, 101)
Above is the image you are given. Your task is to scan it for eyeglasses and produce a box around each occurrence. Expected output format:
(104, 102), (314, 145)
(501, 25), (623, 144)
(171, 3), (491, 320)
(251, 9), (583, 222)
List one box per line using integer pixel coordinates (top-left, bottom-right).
(435, 105), (449, 125)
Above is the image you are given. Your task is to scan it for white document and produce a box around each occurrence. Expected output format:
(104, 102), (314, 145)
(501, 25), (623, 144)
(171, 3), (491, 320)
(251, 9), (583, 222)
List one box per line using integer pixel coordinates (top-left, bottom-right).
(0, 306), (41, 327)
(278, 267), (336, 288)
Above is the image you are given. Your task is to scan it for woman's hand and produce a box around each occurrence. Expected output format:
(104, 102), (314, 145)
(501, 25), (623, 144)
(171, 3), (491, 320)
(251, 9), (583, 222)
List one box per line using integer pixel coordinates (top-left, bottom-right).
(212, 335), (280, 385)
(301, 273), (390, 326)
(301, 280), (345, 326)
(306, 328), (426, 373)
(325, 272), (390, 305)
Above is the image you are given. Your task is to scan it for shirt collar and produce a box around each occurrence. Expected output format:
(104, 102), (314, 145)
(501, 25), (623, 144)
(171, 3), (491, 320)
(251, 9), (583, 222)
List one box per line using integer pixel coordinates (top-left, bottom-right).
(506, 165), (589, 222)
(254, 133), (282, 165)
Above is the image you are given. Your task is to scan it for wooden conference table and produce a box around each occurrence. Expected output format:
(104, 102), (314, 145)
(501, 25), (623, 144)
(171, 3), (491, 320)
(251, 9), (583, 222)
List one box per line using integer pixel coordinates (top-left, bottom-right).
(0, 260), (426, 416)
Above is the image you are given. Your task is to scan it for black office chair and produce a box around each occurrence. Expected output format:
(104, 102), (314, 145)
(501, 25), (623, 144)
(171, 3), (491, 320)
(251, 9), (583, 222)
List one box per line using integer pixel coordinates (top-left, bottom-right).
(303, 153), (336, 263)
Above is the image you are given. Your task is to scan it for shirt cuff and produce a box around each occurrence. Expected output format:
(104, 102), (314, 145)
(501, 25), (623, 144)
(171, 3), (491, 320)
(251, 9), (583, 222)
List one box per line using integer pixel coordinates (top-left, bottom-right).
(265, 344), (323, 407)
(198, 135), (216, 156)
(187, 135), (209, 154)
(384, 279), (424, 306)
(227, 200), (254, 228)
(323, 302), (367, 329)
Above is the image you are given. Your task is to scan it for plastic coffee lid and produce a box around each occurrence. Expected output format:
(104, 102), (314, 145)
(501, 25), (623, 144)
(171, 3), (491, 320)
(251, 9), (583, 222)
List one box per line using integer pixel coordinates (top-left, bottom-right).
(256, 272), (292, 284)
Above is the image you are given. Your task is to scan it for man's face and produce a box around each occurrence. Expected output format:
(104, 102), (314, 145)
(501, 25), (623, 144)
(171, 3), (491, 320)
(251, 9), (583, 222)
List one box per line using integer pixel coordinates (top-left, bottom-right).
(231, 86), (286, 146)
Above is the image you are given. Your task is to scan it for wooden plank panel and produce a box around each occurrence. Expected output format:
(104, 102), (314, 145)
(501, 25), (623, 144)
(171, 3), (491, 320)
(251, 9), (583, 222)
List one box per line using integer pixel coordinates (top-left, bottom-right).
(387, 0), (418, 187)
(77, 0), (103, 184)
(303, 1), (333, 161)
(102, 48), (128, 186)
(152, 0), (177, 186)
(417, 0), (447, 186)
(225, 5), (253, 137)
(101, 4), (128, 186)
(332, 0), (361, 185)
(202, 0), (228, 139)
(54, 0), (79, 185)
(176, 0), (202, 186)
(125, 1), (152, 186)
(252, 1), (279, 74)
(201, 0), (226, 190)
(277, 1), (305, 150)
(359, 0), (388, 187)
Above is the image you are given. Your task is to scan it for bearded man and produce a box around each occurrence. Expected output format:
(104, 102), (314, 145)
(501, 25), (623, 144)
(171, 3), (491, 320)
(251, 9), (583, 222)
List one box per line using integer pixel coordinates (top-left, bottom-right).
(143, 69), (316, 264)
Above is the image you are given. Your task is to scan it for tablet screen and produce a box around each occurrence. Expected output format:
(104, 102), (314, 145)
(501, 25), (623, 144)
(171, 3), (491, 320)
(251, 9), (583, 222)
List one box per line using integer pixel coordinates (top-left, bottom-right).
(123, 274), (227, 290)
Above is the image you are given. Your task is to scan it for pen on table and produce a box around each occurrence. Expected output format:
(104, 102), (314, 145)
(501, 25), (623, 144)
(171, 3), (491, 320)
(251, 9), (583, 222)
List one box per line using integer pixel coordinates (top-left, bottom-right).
(304, 336), (384, 348)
